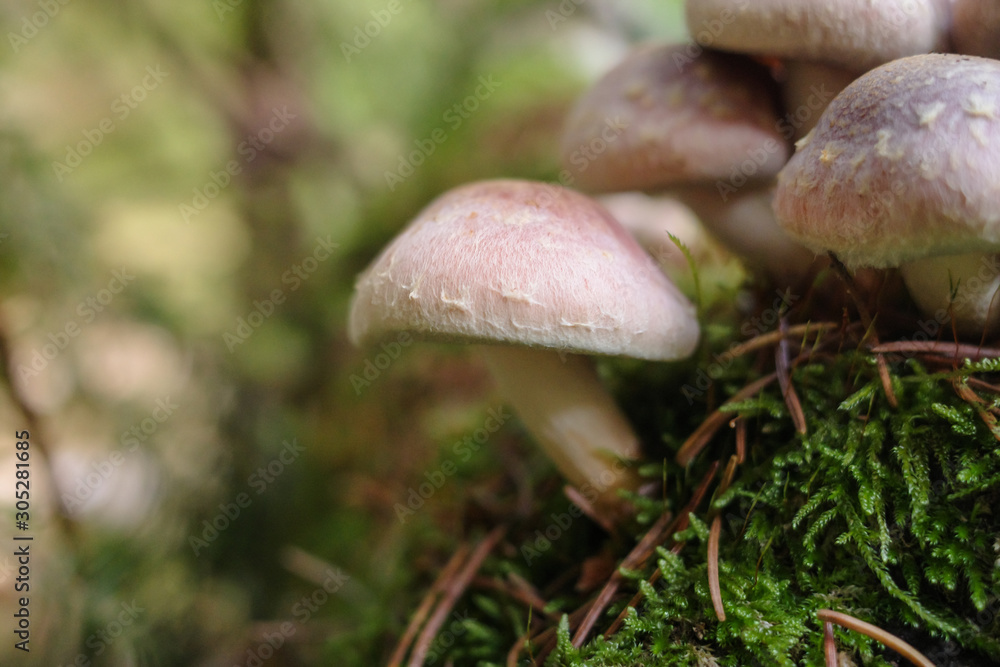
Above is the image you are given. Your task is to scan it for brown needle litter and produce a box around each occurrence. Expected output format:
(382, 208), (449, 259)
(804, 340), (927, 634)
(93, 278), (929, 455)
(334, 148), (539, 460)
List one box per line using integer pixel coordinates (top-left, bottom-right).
(570, 508), (676, 648)
(816, 609), (935, 667)
(952, 378), (1000, 441)
(823, 620), (838, 666)
(601, 461), (721, 640)
(871, 340), (1000, 361)
(387, 544), (470, 667)
(776, 317), (808, 434)
(398, 526), (507, 667)
(677, 372), (778, 466)
(707, 515), (725, 622)
(827, 253), (899, 408)
(733, 417), (747, 464)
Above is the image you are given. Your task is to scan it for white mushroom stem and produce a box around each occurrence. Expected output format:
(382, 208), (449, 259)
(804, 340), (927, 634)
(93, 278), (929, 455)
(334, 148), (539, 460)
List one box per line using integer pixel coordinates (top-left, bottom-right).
(478, 345), (644, 510)
(899, 252), (1000, 336)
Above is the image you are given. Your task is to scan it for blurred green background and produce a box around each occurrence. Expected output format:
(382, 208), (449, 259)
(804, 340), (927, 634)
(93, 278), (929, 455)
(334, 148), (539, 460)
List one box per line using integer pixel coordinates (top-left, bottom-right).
(0, 1), (691, 664)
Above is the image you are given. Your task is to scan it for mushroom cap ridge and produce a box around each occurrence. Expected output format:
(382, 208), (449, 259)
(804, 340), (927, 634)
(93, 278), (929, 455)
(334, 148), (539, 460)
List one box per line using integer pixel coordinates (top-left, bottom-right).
(773, 54), (1000, 269)
(349, 179), (699, 361)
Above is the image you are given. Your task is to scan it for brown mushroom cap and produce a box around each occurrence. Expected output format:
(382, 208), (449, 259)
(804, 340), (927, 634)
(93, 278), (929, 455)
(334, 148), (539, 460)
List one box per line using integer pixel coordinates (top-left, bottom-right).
(349, 179), (699, 360)
(685, 0), (950, 71)
(773, 53), (1000, 270)
(559, 43), (787, 193)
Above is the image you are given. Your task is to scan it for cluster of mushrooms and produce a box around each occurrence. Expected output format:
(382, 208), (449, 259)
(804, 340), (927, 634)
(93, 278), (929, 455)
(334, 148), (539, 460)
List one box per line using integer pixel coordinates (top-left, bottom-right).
(349, 1), (1000, 519)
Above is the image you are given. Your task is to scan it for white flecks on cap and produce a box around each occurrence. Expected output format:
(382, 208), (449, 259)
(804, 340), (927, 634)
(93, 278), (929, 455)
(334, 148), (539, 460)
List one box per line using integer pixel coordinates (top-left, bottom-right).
(773, 54), (1000, 270)
(349, 179), (699, 361)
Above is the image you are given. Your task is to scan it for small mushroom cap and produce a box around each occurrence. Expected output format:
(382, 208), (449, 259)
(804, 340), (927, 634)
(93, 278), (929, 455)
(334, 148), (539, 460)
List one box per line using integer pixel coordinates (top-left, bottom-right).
(685, 0), (950, 71)
(349, 179), (699, 361)
(598, 192), (706, 260)
(560, 43), (787, 193)
(773, 54), (1000, 269)
(951, 0), (1000, 59)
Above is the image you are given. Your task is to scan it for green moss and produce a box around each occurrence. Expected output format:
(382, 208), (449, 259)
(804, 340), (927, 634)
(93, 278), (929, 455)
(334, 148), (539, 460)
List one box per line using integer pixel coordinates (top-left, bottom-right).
(416, 329), (1000, 665)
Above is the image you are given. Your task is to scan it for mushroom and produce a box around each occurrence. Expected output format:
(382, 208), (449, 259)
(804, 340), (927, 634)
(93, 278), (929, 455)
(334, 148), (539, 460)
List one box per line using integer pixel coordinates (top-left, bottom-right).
(559, 42), (818, 284)
(678, 183), (821, 279)
(349, 179), (699, 511)
(597, 192), (727, 278)
(560, 43), (788, 194)
(779, 60), (861, 142)
(685, 0), (951, 71)
(773, 53), (1000, 335)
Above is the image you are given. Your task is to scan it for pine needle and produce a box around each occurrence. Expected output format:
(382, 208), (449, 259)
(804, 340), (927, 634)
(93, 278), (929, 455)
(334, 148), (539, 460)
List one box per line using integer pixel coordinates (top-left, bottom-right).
(823, 621), (837, 667)
(708, 515), (725, 622)
(406, 527), (506, 667)
(816, 609), (935, 667)
(388, 544), (470, 667)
